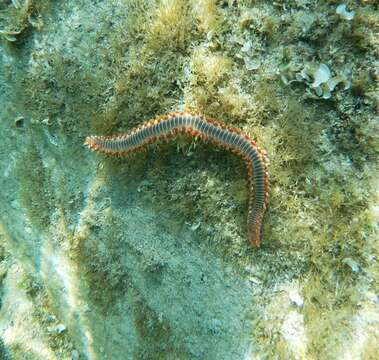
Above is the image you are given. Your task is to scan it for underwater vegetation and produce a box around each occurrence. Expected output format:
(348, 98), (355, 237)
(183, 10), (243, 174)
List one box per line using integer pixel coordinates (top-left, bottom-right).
(0, 0), (378, 359)
(0, 0), (47, 42)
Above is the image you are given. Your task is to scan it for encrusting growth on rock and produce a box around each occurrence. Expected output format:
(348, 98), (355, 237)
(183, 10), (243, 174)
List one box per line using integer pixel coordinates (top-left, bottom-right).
(85, 111), (269, 247)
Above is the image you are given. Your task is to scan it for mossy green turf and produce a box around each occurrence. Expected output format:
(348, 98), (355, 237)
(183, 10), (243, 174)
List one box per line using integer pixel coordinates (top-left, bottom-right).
(0, 0), (378, 359)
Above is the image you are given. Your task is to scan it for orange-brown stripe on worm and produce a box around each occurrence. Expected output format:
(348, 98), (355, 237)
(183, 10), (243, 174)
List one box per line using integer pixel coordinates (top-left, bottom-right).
(85, 111), (269, 247)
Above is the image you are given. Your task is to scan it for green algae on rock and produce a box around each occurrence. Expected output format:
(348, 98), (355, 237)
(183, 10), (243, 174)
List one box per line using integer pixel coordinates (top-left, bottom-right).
(0, 0), (378, 359)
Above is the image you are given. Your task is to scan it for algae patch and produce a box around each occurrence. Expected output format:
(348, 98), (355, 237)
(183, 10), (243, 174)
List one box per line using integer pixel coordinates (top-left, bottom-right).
(16, 143), (52, 230)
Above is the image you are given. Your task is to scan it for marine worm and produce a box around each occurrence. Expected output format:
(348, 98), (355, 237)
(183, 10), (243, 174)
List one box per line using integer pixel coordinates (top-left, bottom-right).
(85, 111), (269, 247)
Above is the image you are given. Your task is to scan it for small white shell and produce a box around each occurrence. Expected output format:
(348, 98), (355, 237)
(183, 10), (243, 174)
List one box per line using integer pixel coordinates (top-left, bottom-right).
(311, 64), (331, 88)
(56, 323), (66, 334)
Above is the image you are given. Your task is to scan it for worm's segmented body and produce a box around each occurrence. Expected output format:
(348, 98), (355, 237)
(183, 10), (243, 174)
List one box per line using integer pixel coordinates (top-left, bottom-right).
(85, 111), (269, 247)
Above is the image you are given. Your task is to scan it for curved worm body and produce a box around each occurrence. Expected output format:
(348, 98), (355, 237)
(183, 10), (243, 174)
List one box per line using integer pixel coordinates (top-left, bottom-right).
(85, 111), (269, 247)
